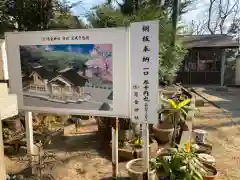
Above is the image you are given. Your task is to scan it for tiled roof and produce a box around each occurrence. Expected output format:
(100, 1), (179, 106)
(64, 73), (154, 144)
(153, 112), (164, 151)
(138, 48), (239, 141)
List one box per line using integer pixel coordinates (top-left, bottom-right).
(60, 69), (88, 87)
(181, 34), (239, 48)
(32, 66), (57, 80)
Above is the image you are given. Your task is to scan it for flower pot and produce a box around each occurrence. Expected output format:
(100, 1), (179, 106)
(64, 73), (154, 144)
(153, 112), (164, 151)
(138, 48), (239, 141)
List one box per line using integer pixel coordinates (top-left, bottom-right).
(152, 123), (174, 143)
(161, 90), (177, 98)
(156, 170), (170, 180)
(193, 129), (207, 144)
(119, 130), (133, 141)
(158, 176), (170, 180)
(195, 143), (212, 154)
(198, 153), (216, 167)
(126, 158), (157, 180)
(111, 140), (158, 161)
(202, 163), (218, 180)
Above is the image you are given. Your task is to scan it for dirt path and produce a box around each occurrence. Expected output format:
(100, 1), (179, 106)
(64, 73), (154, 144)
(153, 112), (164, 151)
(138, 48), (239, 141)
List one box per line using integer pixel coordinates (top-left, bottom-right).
(5, 119), (129, 179)
(194, 103), (240, 180)
(41, 119), (129, 180)
(5, 93), (240, 180)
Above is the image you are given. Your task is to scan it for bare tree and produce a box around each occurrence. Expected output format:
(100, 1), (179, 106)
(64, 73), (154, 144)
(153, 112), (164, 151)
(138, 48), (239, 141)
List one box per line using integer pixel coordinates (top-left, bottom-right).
(207, 0), (239, 34)
(188, 19), (208, 35)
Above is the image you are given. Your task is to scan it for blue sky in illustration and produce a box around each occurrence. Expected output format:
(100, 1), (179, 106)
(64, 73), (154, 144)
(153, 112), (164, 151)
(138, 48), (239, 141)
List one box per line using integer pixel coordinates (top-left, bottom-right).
(36, 44), (94, 54)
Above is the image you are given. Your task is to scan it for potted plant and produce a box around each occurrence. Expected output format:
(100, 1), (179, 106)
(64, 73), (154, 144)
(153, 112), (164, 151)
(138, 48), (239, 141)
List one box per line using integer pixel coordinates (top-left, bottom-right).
(113, 135), (158, 161)
(151, 143), (218, 180)
(152, 121), (174, 143)
(126, 158), (157, 180)
(153, 93), (194, 146)
(202, 163), (218, 180)
(192, 143), (213, 155)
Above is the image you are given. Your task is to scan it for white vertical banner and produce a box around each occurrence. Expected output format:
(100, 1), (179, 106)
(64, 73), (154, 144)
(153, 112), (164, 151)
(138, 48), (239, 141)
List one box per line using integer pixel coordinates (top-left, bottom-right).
(130, 21), (159, 124)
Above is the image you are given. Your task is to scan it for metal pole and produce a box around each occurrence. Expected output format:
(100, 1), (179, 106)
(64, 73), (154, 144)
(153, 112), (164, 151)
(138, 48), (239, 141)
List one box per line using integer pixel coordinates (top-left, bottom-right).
(142, 123), (149, 180)
(112, 117), (119, 178)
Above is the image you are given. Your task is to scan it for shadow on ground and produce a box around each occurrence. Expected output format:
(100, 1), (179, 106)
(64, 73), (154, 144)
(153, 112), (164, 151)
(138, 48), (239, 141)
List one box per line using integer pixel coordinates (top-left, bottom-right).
(191, 86), (240, 119)
(193, 120), (240, 131)
(43, 131), (112, 160)
(101, 177), (130, 180)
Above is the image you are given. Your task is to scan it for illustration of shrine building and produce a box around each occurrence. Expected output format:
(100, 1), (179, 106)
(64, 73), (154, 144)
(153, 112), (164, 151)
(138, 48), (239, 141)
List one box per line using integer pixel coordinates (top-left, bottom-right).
(28, 66), (88, 98)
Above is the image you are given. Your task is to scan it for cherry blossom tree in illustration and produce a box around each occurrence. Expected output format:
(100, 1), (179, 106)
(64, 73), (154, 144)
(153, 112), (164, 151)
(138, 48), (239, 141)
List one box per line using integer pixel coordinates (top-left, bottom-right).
(86, 44), (112, 83)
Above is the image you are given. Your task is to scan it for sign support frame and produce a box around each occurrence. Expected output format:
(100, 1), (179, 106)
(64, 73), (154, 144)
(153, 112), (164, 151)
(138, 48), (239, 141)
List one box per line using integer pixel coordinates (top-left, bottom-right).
(112, 117), (119, 178)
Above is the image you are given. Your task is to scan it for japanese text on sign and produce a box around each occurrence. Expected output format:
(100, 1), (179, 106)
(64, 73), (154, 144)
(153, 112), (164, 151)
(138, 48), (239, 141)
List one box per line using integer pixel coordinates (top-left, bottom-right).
(130, 20), (159, 124)
(132, 84), (140, 121)
(41, 35), (89, 42)
(142, 25), (151, 122)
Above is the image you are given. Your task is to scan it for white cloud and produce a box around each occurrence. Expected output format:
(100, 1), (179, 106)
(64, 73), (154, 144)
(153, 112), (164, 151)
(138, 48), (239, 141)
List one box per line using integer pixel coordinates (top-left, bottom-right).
(67, 45), (72, 52)
(45, 45), (53, 51)
(70, 0), (105, 16)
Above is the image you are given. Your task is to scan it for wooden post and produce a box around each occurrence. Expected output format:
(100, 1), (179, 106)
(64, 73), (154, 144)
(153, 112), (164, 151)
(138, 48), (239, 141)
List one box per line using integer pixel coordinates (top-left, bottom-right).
(0, 119), (6, 180)
(235, 55), (240, 85)
(112, 117), (119, 178)
(25, 111), (34, 155)
(25, 111), (34, 173)
(221, 49), (226, 87)
(142, 122), (149, 180)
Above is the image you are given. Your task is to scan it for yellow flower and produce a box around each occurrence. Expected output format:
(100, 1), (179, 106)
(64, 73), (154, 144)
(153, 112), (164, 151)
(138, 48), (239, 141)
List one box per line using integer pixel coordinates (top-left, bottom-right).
(135, 136), (142, 145)
(177, 98), (191, 109)
(185, 142), (191, 153)
(167, 99), (178, 109)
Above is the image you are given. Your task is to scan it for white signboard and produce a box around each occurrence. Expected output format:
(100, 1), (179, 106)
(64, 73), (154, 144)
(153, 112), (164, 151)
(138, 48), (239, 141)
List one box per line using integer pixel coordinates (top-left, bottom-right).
(5, 28), (129, 117)
(130, 21), (159, 124)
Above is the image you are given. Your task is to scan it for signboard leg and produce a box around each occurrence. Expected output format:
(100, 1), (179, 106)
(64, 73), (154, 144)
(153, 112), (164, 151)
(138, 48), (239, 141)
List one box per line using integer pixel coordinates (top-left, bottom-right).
(112, 117), (119, 178)
(0, 119), (6, 180)
(142, 122), (149, 180)
(25, 111), (34, 173)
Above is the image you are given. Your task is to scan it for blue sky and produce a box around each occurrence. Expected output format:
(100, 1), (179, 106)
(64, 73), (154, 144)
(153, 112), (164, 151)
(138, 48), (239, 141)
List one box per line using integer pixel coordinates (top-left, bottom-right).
(36, 44), (94, 54)
(69, 0), (207, 25)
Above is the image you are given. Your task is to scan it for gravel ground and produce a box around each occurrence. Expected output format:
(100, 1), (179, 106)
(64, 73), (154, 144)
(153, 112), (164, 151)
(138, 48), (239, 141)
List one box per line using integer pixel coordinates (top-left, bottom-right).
(5, 119), (128, 180)
(194, 103), (240, 180)
(5, 94), (240, 180)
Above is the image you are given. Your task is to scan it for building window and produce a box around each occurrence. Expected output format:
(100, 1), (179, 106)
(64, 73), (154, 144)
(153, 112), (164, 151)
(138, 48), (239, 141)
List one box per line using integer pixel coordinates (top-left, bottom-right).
(197, 50), (220, 72)
(65, 86), (70, 93)
(53, 86), (59, 91)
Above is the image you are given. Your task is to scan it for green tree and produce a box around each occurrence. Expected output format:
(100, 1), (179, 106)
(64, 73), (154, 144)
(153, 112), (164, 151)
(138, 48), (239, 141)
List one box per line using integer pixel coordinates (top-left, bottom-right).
(49, 12), (86, 30)
(87, 1), (187, 82)
(0, 0), (16, 37)
(49, 0), (86, 29)
(107, 0), (192, 15)
(2, 0), (85, 32)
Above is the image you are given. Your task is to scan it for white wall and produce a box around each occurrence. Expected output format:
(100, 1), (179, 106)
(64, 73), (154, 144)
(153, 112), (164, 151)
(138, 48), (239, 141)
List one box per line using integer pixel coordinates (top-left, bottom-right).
(0, 40), (9, 79)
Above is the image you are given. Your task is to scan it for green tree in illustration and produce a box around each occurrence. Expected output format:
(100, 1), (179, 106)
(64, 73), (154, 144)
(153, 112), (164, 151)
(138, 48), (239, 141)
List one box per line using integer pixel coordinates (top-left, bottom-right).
(20, 46), (92, 72)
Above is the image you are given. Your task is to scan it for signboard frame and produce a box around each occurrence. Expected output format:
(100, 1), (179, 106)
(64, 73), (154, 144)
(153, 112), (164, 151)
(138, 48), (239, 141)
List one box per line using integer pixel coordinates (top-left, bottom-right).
(130, 21), (159, 124)
(5, 28), (130, 117)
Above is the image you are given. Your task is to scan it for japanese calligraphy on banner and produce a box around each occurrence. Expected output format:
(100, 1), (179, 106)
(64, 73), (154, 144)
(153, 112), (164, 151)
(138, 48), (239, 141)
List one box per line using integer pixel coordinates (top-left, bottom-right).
(130, 20), (159, 124)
